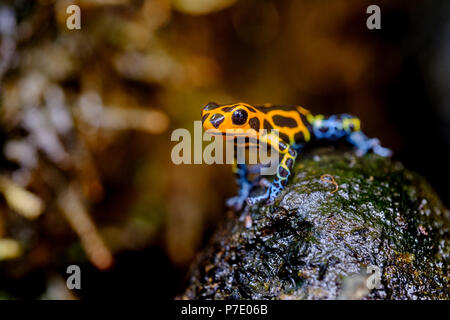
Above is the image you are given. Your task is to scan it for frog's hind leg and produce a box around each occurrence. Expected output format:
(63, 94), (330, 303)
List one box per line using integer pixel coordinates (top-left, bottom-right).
(226, 162), (252, 211)
(347, 131), (392, 157)
(312, 114), (392, 157)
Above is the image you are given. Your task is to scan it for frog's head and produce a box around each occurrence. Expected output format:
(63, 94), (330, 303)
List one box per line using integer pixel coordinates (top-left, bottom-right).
(201, 102), (262, 138)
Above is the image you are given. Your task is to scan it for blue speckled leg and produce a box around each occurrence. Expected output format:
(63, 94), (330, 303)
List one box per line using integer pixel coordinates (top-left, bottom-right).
(347, 131), (392, 157)
(246, 187), (270, 206)
(312, 114), (392, 157)
(266, 147), (298, 204)
(226, 163), (252, 211)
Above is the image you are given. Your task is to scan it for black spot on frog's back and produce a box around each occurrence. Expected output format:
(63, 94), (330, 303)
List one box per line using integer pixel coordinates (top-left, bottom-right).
(204, 102), (221, 111)
(221, 106), (235, 112)
(254, 105), (299, 113)
(272, 115), (298, 128)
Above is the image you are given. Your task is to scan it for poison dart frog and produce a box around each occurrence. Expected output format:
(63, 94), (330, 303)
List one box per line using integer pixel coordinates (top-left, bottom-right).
(201, 102), (392, 210)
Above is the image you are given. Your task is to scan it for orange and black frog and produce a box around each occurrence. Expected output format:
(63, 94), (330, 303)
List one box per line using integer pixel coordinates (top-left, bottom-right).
(202, 102), (391, 210)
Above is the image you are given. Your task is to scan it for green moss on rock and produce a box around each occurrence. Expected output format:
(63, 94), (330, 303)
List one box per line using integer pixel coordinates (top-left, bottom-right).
(180, 149), (449, 300)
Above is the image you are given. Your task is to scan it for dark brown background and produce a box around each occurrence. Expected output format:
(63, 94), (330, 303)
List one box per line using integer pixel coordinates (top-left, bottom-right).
(0, 0), (448, 299)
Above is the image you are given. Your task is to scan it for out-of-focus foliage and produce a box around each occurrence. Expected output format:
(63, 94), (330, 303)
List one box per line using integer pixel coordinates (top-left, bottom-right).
(0, 0), (235, 299)
(0, 0), (449, 299)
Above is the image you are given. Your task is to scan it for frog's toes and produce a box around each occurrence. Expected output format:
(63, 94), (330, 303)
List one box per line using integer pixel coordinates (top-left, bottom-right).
(355, 149), (366, 157)
(373, 145), (392, 157)
(355, 140), (392, 158)
(246, 189), (270, 206)
(355, 144), (372, 157)
(226, 196), (246, 211)
(227, 181), (252, 211)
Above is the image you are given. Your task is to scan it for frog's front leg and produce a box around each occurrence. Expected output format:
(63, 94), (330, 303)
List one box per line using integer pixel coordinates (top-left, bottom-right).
(266, 145), (297, 205)
(247, 136), (297, 206)
(226, 162), (252, 211)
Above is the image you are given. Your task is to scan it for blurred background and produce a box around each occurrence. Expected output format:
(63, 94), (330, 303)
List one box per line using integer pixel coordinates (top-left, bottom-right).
(0, 0), (449, 299)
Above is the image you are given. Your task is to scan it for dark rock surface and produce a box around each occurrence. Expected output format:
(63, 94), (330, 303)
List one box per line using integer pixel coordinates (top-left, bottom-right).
(180, 148), (449, 300)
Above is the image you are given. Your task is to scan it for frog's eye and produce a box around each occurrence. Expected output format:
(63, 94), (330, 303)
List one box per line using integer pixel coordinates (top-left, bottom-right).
(231, 109), (248, 125)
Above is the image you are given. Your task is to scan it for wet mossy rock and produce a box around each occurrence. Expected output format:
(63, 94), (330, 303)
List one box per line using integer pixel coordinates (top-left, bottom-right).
(181, 149), (449, 300)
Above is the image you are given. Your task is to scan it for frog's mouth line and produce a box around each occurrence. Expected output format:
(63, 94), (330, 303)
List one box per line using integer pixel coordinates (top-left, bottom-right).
(204, 129), (258, 137)
(206, 132), (249, 137)
(205, 132), (261, 142)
